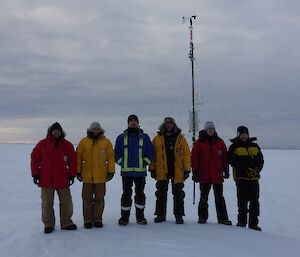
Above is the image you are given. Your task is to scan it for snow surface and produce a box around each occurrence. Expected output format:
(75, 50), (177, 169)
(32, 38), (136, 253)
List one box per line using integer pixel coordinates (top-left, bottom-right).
(0, 144), (299, 257)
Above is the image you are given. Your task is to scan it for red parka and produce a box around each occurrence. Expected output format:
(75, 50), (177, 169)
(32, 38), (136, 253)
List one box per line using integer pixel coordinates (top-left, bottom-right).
(31, 133), (77, 189)
(191, 130), (229, 184)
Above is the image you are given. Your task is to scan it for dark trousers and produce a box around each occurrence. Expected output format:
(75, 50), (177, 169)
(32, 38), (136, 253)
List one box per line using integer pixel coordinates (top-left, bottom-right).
(121, 177), (146, 219)
(155, 180), (185, 218)
(236, 180), (260, 226)
(198, 183), (229, 222)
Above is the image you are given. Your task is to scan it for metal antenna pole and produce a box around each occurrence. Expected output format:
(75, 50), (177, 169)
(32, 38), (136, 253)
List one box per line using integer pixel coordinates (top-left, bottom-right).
(183, 15), (197, 204)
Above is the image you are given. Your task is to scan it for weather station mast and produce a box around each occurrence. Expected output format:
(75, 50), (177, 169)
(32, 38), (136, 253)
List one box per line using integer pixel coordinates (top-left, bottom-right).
(183, 15), (200, 204)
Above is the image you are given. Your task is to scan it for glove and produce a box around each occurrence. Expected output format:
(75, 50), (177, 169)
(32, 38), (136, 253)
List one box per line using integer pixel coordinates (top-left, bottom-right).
(184, 171), (190, 180)
(106, 173), (114, 181)
(77, 174), (82, 182)
(149, 170), (156, 179)
(33, 175), (40, 185)
(192, 171), (200, 183)
(223, 170), (230, 179)
(69, 176), (75, 186)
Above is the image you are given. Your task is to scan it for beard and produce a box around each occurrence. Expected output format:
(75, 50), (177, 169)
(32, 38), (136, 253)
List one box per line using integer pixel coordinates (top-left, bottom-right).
(128, 127), (139, 133)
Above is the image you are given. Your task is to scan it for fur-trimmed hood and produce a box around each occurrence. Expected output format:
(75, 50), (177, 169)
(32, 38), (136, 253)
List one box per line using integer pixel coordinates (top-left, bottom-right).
(157, 122), (181, 136)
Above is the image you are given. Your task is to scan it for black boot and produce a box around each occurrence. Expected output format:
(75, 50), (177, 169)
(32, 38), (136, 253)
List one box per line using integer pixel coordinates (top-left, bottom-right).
(154, 216), (166, 223)
(44, 226), (54, 234)
(136, 208), (147, 225)
(198, 218), (207, 224)
(218, 220), (232, 226)
(94, 222), (103, 228)
(249, 216), (260, 231)
(175, 216), (184, 224)
(84, 222), (93, 229)
(119, 210), (130, 226)
(236, 222), (246, 227)
(249, 225), (262, 231)
(62, 223), (77, 230)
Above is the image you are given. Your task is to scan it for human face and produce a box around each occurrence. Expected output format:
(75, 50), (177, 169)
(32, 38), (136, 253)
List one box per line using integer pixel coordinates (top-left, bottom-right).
(128, 119), (138, 128)
(165, 122), (174, 133)
(206, 128), (215, 137)
(91, 128), (101, 136)
(239, 133), (249, 142)
(51, 129), (62, 139)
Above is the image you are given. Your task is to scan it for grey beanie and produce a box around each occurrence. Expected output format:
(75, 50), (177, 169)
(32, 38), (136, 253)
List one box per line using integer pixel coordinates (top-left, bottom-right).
(89, 121), (104, 132)
(204, 121), (215, 130)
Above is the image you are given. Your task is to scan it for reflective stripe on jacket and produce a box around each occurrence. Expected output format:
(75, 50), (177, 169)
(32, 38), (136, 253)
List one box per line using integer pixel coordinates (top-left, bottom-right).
(115, 129), (153, 177)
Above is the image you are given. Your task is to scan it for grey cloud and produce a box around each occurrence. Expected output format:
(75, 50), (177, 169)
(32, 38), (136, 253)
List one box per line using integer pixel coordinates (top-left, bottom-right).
(0, 0), (299, 148)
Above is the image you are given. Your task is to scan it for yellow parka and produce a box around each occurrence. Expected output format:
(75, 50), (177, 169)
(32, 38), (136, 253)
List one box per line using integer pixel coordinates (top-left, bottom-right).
(149, 132), (191, 184)
(77, 135), (115, 183)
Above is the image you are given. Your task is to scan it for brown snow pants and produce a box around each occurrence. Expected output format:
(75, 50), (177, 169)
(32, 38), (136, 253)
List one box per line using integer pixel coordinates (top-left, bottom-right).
(82, 183), (106, 223)
(41, 188), (74, 228)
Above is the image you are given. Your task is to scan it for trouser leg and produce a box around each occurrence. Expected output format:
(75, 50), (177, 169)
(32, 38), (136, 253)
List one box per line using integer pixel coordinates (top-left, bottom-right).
(134, 177), (146, 221)
(82, 183), (94, 223)
(154, 180), (168, 218)
(57, 188), (74, 228)
(236, 180), (248, 225)
(213, 183), (229, 222)
(198, 183), (211, 220)
(41, 188), (55, 227)
(172, 182), (185, 217)
(121, 177), (134, 219)
(93, 183), (106, 223)
(249, 181), (260, 227)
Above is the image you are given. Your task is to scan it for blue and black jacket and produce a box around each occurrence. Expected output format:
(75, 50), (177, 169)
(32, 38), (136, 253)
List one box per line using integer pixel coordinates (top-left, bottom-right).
(115, 129), (153, 177)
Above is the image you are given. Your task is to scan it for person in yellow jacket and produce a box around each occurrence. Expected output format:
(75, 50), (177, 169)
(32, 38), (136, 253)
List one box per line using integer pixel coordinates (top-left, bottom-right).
(77, 122), (115, 229)
(149, 117), (191, 224)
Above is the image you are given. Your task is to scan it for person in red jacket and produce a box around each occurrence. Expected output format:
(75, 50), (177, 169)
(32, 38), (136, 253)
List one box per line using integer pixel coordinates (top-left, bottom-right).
(191, 121), (232, 225)
(31, 122), (77, 233)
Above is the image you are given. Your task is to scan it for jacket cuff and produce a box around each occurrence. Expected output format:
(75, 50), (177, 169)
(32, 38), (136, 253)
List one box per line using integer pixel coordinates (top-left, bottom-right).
(116, 158), (122, 165)
(143, 157), (151, 165)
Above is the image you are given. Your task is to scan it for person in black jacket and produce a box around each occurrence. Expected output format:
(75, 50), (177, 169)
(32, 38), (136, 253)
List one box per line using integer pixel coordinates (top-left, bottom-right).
(228, 126), (264, 231)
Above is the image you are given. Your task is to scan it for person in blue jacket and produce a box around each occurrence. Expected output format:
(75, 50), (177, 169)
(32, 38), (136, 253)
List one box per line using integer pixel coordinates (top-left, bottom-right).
(115, 114), (153, 225)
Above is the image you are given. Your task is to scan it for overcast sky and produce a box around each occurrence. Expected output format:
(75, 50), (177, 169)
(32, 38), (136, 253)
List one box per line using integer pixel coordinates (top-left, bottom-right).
(0, 0), (299, 148)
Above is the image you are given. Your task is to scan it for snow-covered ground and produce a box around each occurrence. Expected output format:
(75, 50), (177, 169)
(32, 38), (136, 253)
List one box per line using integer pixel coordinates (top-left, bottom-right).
(0, 144), (299, 257)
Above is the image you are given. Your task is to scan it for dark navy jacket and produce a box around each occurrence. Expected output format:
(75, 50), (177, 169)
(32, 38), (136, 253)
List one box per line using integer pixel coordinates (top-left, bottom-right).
(115, 129), (153, 177)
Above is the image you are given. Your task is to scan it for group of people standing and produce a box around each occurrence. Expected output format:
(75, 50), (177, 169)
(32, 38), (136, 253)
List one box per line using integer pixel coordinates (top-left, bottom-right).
(30, 115), (264, 234)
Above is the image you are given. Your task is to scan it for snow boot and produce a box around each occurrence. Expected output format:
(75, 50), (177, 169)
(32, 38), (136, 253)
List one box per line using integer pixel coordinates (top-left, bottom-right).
(118, 216), (129, 226)
(94, 222), (103, 228)
(175, 216), (184, 224)
(119, 210), (130, 226)
(236, 222), (246, 227)
(154, 216), (166, 223)
(136, 208), (147, 225)
(62, 224), (77, 230)
(44, 226), (54, 234)
(249, 225), (262, 231)
(198, 218), (207, 224)
(84, 222), (93, 229)
(218, 220), (232, 226)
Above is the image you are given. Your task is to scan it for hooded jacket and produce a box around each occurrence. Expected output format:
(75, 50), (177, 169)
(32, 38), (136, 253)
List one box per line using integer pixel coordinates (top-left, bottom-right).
(191, 130), (228, 184)
(149, 124), (191, 184)
(77, 131), (115, 183)
(228, 137), (264, 181)
(115, 128), (153, 177)
(31, 131), (77, 189)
